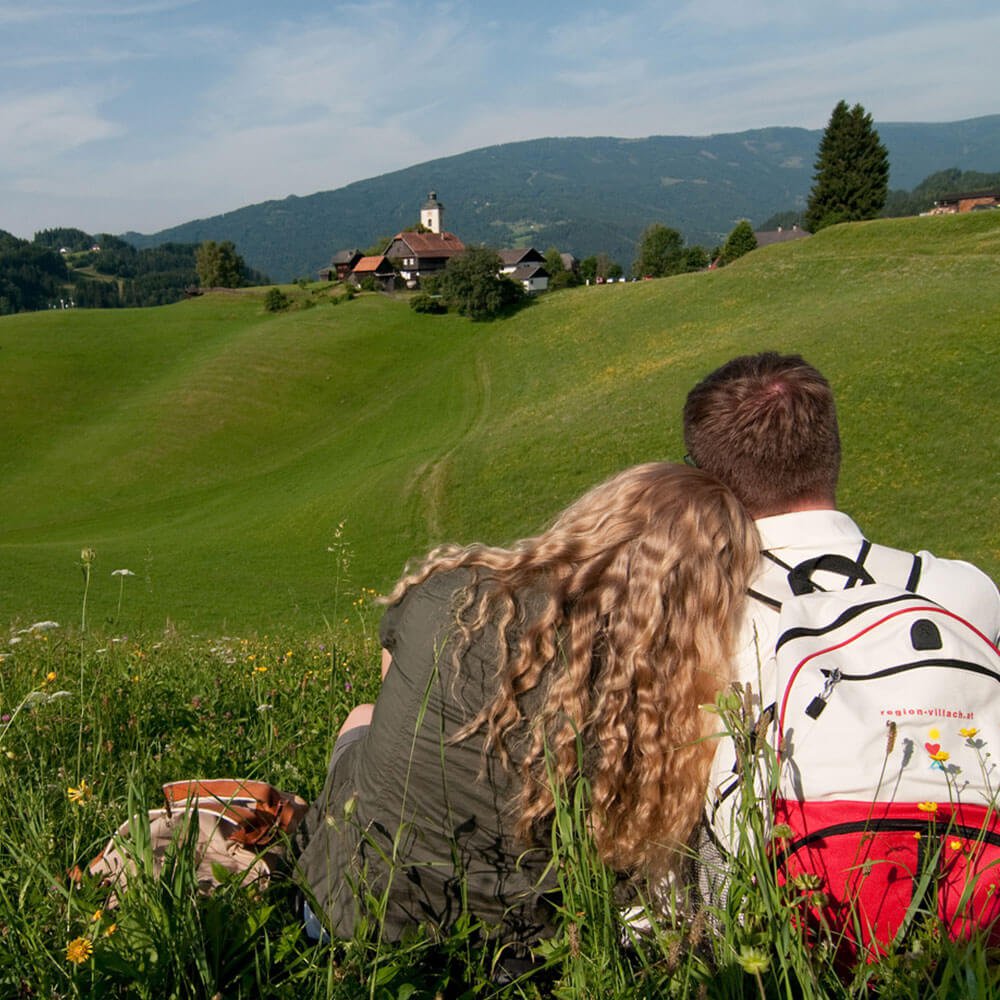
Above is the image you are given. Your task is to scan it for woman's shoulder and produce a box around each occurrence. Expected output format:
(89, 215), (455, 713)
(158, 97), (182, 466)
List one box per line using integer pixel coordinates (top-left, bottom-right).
(379, 567), (476, 650)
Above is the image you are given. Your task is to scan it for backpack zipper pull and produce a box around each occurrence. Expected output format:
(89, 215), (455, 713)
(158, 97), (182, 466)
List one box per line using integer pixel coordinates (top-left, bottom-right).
(805, 669), (842, 719)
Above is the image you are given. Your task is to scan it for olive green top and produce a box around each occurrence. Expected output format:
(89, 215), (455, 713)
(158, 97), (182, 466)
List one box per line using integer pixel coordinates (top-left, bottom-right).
(297, 568), (557, 945)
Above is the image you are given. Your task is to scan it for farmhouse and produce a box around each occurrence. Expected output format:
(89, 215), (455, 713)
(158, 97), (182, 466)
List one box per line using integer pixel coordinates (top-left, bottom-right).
(929, 189), (1000, 214)
(498, 248), (549, 293)
(319, 249), (362, 282)
(348, 254), (396, 291)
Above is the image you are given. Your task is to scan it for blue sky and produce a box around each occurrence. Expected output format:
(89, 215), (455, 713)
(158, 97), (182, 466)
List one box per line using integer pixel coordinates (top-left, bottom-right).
(2, 0), (998, 238)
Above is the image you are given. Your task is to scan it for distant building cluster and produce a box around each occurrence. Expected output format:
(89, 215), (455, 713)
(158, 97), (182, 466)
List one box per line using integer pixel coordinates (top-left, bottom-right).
(318, 192), (570, 295)
(924, 189), (1000, 215)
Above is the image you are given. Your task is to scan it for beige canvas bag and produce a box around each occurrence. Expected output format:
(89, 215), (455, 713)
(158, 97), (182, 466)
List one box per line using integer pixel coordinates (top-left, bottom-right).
(83, 779), (308, 904)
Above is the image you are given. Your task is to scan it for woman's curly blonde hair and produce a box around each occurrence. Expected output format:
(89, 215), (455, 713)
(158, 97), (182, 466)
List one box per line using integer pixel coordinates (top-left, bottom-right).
(383, 462), (760, 880)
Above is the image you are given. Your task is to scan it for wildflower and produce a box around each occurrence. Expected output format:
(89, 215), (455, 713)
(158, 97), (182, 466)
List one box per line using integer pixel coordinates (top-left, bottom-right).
(929, 750), (950, 762)
(736, 944), (770, 975)
(950, 840), (964, 851)
(111, 568), (135, 577)
(917, 801), (938, 813)
(91, 910), (102, 923)
(42, 671), (57, 684)
(791, 873), (823, 891)
(960, 727), (979, 739)
(80, 548), (96, 565)
(104, 923), (117, 937)
(913, 831), (922, 840)
(67, 779), (93, 805)
(65, 937), (93, 964)
(771, 823), (793, 841)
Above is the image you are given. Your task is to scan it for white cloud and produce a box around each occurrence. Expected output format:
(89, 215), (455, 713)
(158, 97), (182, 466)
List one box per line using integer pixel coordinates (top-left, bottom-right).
(0, 90), (123, 169)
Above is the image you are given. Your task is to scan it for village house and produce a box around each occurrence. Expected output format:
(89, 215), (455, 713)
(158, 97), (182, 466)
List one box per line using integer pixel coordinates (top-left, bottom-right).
(498, 249), (549, 294)
(348, 254), (396, 291)
(927, 189), (1000, 214)
(319, 249), (362, 282)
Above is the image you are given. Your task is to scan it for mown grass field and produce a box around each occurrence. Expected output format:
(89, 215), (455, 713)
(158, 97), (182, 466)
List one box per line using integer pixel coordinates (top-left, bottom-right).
(1, 212), (999, 998)
(2, 211), (998, 633)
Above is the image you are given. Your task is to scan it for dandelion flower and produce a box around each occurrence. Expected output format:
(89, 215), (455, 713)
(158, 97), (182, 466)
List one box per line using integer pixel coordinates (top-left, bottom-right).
(67, 779), (93, 805)
(104, 923), (117, 937)
(950, 840), (963, 851)
(917, 801), (938, 814)
(960, 727), (979, 739)
(65, 937), (93, 964)
(913, 831), (922, 840)
(91, 910), (102, 923)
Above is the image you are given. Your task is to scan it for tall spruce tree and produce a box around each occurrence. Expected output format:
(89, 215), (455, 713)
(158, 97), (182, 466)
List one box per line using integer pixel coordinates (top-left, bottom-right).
(805, 101), (889, 233)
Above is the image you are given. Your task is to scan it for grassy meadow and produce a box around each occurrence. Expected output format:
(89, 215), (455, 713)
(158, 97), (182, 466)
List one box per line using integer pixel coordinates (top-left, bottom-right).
(1, 211), (999, 997)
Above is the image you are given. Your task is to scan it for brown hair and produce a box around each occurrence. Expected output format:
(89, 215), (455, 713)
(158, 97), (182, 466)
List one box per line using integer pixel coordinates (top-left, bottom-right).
(384, 463), (760, 880)
(682, 352), (840, 516)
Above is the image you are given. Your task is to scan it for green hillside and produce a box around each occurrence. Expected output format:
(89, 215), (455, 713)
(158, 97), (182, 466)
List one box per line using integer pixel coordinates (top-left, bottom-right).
(125, 116), (1000, 281)
(1, 212), (998, 633)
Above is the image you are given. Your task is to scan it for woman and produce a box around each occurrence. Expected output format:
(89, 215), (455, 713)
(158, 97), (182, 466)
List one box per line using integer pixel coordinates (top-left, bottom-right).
(297, 463), (759, 949)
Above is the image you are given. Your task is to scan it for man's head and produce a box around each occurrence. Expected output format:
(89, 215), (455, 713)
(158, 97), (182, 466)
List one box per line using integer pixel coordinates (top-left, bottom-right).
(683, 352), (840, 518)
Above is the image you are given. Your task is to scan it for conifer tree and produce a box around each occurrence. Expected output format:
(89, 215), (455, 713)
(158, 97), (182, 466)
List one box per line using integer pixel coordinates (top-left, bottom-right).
(805, 101), (890, 233)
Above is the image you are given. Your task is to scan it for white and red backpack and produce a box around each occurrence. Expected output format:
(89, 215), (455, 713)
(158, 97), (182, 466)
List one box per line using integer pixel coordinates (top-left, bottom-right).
(750, 542), (1000, 957)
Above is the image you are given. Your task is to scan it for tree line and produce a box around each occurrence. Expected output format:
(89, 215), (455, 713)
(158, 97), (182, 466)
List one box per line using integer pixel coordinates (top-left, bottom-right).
(0, 230), (268, 316)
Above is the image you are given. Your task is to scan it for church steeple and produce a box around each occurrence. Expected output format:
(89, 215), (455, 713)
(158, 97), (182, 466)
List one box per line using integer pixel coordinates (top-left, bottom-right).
(421, 191), (443, 234)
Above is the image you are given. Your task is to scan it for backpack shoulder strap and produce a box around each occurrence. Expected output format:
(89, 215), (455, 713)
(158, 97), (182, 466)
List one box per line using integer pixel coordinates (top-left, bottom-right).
(747, 539), (922, 611)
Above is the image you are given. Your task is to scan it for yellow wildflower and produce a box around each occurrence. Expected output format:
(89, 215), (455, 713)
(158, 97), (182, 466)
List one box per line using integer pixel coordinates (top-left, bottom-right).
(44, 671), (57, 684)
(67, 779), (93, 805)
(960, 727), (979, 739)
(913, 831), (922, 840)
(104, 923), (117, 937)
(929, 750), (950, 762)
(65, 937), (93, 964)
(91, 910), (102, 923)
(950, 840), (963, 851)
(917, 801), (938, 814)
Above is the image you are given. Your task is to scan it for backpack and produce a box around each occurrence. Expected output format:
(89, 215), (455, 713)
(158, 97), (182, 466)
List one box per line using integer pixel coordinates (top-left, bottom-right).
(750, 542), (1000, 958)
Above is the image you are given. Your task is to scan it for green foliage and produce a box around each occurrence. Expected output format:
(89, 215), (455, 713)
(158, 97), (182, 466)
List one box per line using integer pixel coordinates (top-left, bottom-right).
(264, 287), (291, 312)
(632, 223), (685, 277)
(805, 100), (890, 233)
(0, 241), (70, 314)
(438, 246), (526, 320)
(409, 292), (445, 314)
(717, 220), (758, 266)
(33, 226), (94, 252)
(544, 246), (566, 275)
(882, 167), (1000, 218)
(195, 240), (246, 288)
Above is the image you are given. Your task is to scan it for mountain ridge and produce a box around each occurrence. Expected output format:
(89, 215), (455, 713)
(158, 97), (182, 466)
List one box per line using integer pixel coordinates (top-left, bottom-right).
(124, 115), (1000, 281)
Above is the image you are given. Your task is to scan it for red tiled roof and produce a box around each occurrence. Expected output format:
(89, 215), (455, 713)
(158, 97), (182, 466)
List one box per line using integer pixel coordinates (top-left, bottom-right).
(391, 231), (465, 256)
(352, 255), (388, 273)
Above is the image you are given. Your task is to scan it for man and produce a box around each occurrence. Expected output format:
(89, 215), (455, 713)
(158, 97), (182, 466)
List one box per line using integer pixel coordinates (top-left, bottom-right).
(682, 351), (1000, 851)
